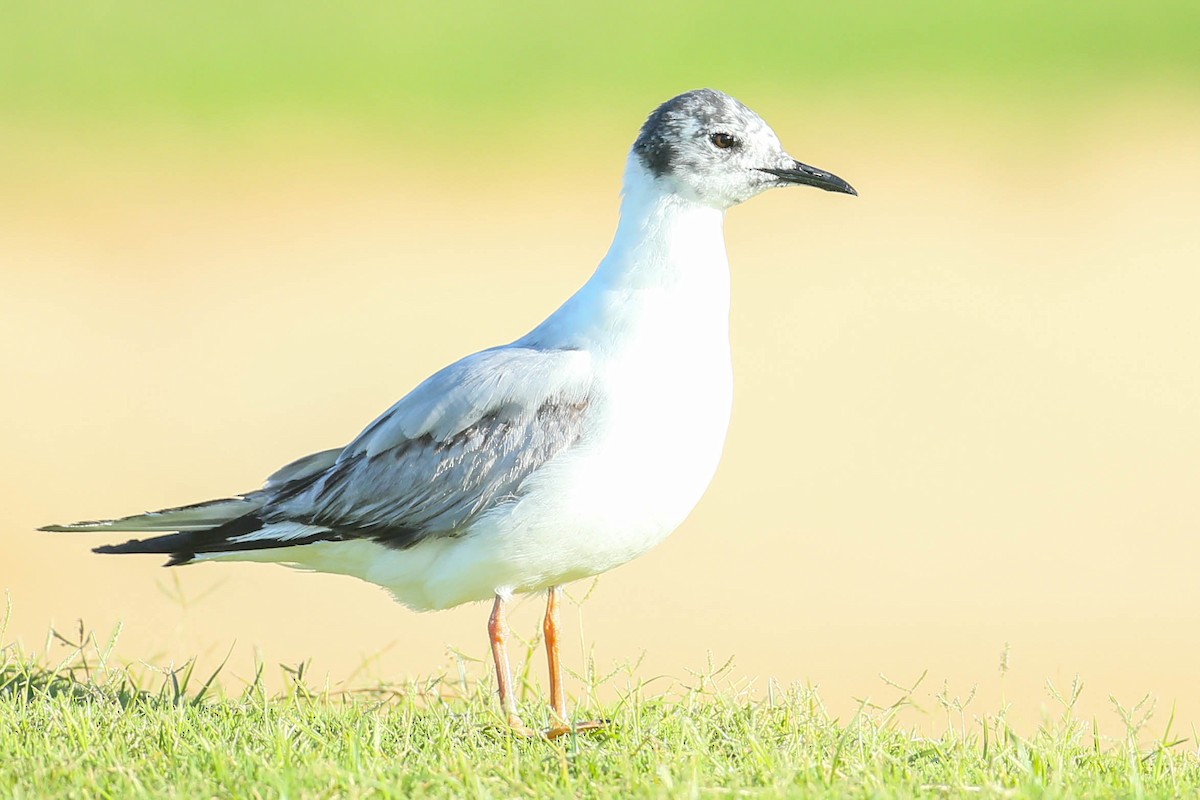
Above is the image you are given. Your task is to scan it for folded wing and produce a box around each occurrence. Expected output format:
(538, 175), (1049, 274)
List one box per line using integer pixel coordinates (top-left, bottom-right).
(43, 346), (595, 564)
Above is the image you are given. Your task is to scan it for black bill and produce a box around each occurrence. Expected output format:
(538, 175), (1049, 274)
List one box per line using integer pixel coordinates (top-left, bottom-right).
(757, 160), (857, 196)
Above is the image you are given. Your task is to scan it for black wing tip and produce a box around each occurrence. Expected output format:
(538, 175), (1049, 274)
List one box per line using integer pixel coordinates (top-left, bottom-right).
(92, 539), (195, 567)
(79, 514), (339, 565)
(92, 539), (151, 555)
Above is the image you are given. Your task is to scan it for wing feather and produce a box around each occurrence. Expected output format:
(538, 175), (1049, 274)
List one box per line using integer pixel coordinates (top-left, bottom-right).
(263, 346), (594, 547)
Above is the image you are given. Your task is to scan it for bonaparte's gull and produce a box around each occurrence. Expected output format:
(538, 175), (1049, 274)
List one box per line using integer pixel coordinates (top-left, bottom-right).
(42, 88), (856, 736)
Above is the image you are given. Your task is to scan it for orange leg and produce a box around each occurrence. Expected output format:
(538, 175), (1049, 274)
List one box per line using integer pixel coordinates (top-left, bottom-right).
(488, 595), (535, 736)
(541, 586), (606, 738)
(544, 586), (567, 723)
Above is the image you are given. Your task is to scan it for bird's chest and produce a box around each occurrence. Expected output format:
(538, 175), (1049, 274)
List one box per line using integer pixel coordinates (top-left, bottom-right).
(603, 333), (731, 457)
(572, 310), (734, 542)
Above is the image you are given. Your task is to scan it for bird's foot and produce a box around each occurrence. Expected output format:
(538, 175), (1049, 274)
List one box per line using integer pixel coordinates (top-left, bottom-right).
(542, 718), (608, 739)
(502, 713), (608, 739)
(505, 713), (540, 738)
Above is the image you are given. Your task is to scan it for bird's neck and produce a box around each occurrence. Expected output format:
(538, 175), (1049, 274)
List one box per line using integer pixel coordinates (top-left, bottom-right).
(527, 156), (731, 350)
(593, 156), (728, 290)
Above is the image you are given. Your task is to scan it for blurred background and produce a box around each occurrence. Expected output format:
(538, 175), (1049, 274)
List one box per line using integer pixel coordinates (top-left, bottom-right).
(3, 1), (1198, 735)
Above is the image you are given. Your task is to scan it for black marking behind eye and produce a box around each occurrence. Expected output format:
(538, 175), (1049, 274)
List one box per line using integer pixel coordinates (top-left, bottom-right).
(633, 90), (756, 177)
(710, 132), (738, 150)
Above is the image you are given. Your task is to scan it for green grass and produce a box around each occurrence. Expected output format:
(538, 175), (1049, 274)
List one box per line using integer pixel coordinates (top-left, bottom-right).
(4, 626), (1200, 799)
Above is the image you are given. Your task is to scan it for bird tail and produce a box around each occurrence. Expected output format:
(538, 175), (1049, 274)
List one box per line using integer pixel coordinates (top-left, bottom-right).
(39, 447), (345, 566)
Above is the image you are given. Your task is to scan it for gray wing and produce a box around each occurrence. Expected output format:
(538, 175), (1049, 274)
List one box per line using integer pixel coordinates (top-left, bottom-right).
(260, 345), (595, 548)
(263, 447), (344, 490)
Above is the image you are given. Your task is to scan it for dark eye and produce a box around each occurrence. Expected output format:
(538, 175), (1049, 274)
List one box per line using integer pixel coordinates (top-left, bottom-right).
(710, 132), (738, 150)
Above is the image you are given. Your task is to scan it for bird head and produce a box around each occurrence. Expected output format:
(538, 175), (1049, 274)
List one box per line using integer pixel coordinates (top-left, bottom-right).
(632, 88), (856, 209)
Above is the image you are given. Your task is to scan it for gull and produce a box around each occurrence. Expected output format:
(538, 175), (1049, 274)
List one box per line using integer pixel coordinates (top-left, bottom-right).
(41, 88), (856, 737)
